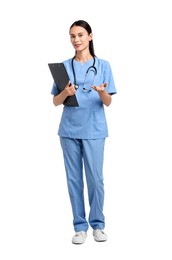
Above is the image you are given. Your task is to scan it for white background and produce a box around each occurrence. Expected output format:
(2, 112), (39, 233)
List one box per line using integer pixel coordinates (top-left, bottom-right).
(0, 0), (172, 259)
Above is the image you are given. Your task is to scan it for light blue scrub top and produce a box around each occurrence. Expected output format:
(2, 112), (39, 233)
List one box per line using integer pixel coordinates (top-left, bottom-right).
(51, 57), (117, 139)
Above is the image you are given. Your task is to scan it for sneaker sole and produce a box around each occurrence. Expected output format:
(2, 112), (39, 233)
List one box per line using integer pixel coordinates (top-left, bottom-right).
(93, 237), (107, 242)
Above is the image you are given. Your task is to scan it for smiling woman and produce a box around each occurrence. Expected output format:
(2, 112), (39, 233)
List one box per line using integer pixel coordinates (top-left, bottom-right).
(50, 19), (117, 244)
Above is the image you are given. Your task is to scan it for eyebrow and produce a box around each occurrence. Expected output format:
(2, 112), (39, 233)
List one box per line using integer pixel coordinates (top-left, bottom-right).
(70, 31), (84, 36)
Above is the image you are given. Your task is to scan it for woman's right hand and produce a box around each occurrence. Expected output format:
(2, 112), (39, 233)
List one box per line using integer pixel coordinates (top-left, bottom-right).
(53, 81), (76, 106)
(64, 81), (76, 96)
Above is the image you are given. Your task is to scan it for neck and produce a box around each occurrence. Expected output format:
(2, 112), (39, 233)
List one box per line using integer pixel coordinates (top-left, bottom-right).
(75, 51), (93, 64)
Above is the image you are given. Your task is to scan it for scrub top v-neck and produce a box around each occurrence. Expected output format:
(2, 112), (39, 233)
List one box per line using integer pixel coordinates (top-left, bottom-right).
(51, 57), (117, 139)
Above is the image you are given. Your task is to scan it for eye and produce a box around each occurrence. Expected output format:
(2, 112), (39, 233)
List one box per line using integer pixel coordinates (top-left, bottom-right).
(78, 34), (83, 38)
(70, 35), (75, 39)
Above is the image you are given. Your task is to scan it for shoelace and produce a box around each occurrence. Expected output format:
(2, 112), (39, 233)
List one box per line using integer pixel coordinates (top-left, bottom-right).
(96, 229), (105, 234)
(75, 231), (85, 237)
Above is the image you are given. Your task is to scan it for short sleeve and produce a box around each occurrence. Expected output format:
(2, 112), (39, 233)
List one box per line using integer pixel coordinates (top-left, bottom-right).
(50, 82), (59, 96)
(104, 61), (117, 95)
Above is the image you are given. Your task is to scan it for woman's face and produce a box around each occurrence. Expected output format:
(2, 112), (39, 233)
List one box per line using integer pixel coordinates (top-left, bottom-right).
(69, 25), (93, 52)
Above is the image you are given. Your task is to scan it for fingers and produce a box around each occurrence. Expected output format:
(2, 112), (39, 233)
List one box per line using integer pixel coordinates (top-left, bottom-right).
(92, 82), (107, 92)
(67, 80), (72, 87)
(69, 86), (76, 95)
(65, 82), (76, 96)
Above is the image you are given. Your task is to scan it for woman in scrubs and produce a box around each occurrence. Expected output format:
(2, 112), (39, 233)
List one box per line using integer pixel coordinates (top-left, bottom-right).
(51, 20), (117, 244)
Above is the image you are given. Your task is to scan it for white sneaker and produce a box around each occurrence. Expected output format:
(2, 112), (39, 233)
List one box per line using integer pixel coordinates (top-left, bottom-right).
(72, 231), (87, 244)
(93, 229), (107, 242)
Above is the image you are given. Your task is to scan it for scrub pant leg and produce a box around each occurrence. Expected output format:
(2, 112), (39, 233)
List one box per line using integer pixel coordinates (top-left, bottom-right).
(60, 137), (105, 232)
(82, 139), (105, 230)
(60, 137), (88, 232)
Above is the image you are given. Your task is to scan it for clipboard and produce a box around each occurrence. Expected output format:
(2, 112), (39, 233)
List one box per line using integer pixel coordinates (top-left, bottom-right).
(48, 63), (79, 106)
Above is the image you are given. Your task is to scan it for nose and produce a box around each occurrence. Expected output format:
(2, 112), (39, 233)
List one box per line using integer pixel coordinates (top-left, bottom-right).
(74, 35), (79, 42)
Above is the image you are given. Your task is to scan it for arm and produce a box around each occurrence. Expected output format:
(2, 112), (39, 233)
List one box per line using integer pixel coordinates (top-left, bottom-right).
(92, 83), (112, 107)
(53, 81), (76, 106)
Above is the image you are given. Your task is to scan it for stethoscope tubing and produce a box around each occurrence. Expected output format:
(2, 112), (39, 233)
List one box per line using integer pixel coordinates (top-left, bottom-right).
(71, 56), (97, 89)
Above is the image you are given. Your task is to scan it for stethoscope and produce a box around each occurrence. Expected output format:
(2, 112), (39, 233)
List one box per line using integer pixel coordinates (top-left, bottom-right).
(71, 56), (97, 90)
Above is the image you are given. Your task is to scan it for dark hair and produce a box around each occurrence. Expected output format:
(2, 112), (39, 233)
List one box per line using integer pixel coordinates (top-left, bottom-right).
(70, 20), (96, 57)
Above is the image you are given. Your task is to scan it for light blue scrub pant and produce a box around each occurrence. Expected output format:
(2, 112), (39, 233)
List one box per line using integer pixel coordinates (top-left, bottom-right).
(60, 137), (105, 232)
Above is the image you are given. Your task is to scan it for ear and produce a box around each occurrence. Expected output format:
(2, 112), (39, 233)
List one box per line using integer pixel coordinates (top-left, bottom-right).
(89, 33), (93, 41)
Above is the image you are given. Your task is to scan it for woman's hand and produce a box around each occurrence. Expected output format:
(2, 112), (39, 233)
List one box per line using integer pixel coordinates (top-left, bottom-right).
(92, 82), (112, 107)
(92, 82), (107, 92)
(53, 81), (76, 106)
(64, 81), (76, 96)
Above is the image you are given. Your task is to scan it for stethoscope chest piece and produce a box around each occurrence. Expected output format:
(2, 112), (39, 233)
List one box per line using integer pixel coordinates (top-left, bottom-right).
(74, 84), (79, 90)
